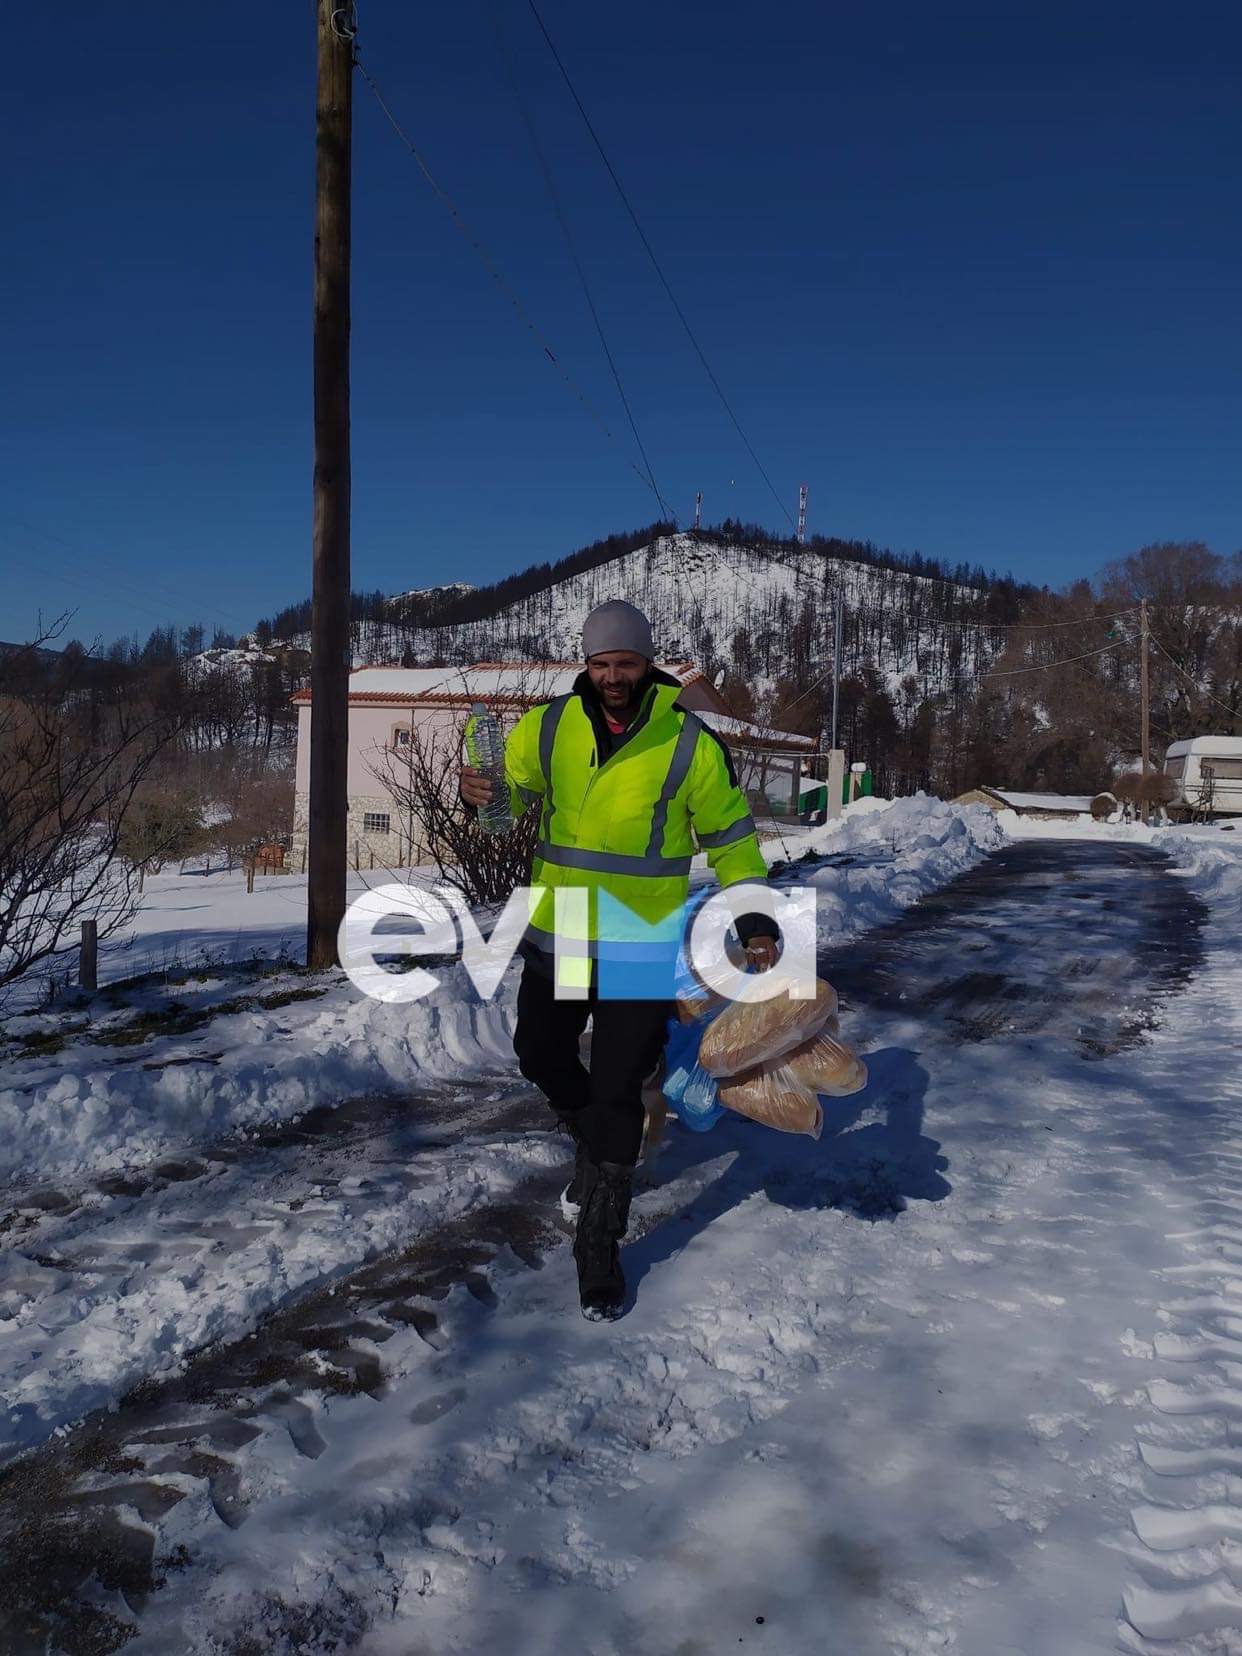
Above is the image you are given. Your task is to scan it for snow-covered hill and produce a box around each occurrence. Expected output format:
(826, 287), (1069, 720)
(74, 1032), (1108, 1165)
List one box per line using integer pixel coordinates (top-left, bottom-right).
(305, 534), (1014, 696)
(185, 644), (280, 676)
(391, 581), (476, 605)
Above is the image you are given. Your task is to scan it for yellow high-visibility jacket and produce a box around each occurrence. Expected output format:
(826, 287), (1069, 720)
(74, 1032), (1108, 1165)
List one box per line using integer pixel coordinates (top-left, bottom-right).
(480, 670), (770, 989)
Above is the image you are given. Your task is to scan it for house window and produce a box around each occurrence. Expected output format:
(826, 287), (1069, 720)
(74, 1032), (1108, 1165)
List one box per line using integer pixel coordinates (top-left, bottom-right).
(392, 727), (412, 750)
(363, 812), (391, 834)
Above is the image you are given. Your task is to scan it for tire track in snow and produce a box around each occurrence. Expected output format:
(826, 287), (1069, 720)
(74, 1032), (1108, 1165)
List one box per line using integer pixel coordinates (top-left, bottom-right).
(0, 1081), (550, 1464)
(1, 1137), (845, 1653)
(0, 1151), (573, 1654)
(1118, 953), (1242, 1653)
(112, 1147), (919, 1656)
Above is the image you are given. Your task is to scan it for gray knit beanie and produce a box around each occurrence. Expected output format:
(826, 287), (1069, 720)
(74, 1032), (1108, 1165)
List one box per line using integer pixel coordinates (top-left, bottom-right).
(582, 600), (655, 660)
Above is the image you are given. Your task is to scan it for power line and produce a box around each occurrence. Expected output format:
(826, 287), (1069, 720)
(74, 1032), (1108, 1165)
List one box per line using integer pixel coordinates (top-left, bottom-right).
(776, 663), (834, 716)
(838, 600), (1143, 633)
(525, 0), (796, 531)
(906, 603), (1142, 633)
(1148, 632), (1241, 720)
(4, 545), (245, 649)
(352, 53), (672, 519)
(8, 516), (257, 643)
(980, 639), (1130, 679)
(483, 1), (675, 524)
(773, 614), (1140, 708)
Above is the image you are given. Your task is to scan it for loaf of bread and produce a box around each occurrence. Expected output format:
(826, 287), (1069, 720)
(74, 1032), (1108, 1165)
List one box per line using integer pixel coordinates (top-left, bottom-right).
(675, 989), (724, 1026)
(698, 977), (839, 1077)
(782, 1029), (868, 1098)
(717, 1059), (824, 1138)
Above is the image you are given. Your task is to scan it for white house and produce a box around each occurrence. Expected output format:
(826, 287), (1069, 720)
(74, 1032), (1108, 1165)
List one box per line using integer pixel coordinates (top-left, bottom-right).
(290, 661), (816, 870)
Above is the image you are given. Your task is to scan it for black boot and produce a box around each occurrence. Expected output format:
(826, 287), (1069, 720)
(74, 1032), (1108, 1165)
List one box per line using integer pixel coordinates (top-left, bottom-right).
(556, 1114), (591, 1222)
(573, 1160), (633, 1321)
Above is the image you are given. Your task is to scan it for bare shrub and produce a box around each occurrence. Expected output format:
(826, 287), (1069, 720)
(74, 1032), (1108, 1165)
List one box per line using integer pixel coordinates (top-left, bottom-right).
(0, 631), (180, 997)
(117, 776), (203, 890)
(1090, 792), (1116, 821)
(1136, 771), (1177, 814)
(1111, 772), (1137, 800)
(367, 670), (564, 907)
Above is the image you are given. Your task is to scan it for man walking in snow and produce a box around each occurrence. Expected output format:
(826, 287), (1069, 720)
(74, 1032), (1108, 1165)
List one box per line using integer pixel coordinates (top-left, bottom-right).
(460, 600), (778, 1320)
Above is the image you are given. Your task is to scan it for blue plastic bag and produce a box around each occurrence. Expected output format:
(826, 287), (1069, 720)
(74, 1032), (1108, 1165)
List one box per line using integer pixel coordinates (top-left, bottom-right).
(661, 1015), (724, 1132)
(677, 1057), (725, 1132)
(658, 885), (786, 1135)
(660, 903), (727, 1131)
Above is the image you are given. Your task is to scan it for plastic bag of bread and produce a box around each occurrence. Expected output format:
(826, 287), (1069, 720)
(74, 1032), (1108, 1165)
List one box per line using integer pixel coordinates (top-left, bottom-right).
(698, 977), (839, 1078)
(674, 987), (724, 1026)
(783, 1028), (868, 1098)
(717, 1058), (824, 1139)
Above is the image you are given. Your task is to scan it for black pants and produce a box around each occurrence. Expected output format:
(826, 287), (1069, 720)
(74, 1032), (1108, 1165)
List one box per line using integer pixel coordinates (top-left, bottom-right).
(513, 961), (672, 1168)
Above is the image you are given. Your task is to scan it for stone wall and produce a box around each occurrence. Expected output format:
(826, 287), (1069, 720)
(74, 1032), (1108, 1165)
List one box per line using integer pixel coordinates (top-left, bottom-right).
(289, 790), (431, 872)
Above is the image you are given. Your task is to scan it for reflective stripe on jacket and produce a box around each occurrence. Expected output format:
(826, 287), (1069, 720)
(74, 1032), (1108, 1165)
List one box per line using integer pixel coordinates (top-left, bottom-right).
(493, 671), (768, 987)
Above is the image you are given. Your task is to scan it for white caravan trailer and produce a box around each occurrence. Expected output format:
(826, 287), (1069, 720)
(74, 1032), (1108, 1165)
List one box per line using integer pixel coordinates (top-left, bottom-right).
(1163, 735), (1242, 820)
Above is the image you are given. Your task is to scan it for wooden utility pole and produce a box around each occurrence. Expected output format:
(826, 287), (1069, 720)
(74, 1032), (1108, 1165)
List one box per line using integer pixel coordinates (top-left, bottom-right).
(826, 591), (845, 821)
(306, 0), (354, 971)
(830, 591), (844, 751)
(1139, 596), (1151, 822)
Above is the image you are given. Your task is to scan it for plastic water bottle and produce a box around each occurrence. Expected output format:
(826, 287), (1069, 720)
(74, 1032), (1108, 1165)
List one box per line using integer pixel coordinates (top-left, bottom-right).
(465, 703), (514, 835)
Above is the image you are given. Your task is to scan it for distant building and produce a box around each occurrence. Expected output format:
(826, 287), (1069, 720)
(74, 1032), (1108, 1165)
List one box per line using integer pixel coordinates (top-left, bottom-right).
(290, 661), (814, 869)
(951, 786), (1095, 821)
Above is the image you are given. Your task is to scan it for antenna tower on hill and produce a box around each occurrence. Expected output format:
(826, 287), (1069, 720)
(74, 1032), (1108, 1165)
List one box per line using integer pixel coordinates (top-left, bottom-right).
(694, 490), (702, 531)
(796, 483), (808, 544)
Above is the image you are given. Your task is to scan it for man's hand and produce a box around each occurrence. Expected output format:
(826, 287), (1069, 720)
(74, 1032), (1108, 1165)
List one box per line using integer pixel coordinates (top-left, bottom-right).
(744, 936), (780, 972)
(459, 766), (495, 809)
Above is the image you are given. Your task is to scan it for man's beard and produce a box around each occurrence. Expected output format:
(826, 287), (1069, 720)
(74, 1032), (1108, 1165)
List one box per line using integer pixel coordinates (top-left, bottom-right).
(599, 673), (647, 714)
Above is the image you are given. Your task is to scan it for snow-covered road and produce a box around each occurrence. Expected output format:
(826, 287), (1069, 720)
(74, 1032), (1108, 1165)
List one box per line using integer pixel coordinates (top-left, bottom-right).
(3, 829), (1240, 1654)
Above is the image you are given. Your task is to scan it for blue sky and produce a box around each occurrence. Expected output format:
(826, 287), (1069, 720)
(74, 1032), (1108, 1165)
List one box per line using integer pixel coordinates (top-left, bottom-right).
(4, 1), (1240, 648)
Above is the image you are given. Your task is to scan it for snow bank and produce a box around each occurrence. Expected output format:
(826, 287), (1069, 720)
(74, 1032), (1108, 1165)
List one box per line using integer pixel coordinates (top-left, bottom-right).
(793, 793), (1006, 946)
(0, 972), (519, 1186)
(797, 790), (1001, 860)
(0, 797), (1003, 1187)
(1154, 825), (1242, 927)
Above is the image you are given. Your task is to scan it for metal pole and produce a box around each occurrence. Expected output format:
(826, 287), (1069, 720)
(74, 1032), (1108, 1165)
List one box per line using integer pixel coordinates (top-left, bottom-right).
(306, 0), (354, 970)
